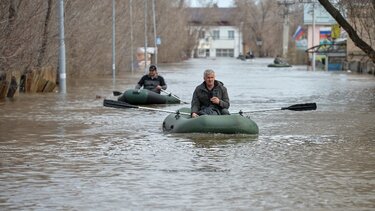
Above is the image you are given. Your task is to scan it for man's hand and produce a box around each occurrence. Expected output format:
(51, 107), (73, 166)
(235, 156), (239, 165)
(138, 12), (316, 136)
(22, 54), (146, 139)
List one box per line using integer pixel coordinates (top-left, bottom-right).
(191, 112), (199, 118)
(156, 85), (162, 90)
(210, 97), (220, 105)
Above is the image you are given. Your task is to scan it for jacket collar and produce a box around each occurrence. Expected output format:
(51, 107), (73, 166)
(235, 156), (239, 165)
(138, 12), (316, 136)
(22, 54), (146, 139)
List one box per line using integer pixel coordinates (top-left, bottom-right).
(201, 80), (222, 91)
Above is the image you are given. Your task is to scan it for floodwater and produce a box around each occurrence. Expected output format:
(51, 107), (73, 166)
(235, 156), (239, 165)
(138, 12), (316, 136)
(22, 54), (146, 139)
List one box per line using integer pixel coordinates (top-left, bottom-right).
(1, 58), (374, 210)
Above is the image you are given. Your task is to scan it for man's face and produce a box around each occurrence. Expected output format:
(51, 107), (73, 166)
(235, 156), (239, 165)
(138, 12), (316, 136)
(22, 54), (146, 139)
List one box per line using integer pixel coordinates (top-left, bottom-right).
(204, 73), (215, 87)
(149, 69), (157, 77)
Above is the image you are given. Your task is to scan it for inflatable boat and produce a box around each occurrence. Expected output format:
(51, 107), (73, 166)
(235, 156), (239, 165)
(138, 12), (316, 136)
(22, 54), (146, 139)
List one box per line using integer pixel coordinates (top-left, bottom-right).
(267, 63), (292, 68)
(162, 108), (259, 134)
(118, 89), (180, 105)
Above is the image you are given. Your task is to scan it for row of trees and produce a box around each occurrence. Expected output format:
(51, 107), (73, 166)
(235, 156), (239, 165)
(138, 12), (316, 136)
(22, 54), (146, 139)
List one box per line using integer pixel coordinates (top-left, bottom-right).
(0, 0), (306, 77)
(1, 0), (373, 78)
(0, 0), (191, 77)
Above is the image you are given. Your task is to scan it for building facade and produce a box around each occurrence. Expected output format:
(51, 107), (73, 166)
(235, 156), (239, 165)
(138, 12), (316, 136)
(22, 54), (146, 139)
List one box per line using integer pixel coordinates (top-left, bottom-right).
(187, 8), (242, 58)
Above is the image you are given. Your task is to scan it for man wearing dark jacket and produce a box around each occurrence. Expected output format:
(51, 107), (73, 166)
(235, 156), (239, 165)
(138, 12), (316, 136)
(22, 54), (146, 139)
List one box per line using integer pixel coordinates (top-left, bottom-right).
(135, 64), (167, 94)
(191, 69), (230, 118)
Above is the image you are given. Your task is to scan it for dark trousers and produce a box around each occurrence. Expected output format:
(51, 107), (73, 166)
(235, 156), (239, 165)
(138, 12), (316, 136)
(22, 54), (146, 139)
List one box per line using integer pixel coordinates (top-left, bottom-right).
(197, 106), (230, 115)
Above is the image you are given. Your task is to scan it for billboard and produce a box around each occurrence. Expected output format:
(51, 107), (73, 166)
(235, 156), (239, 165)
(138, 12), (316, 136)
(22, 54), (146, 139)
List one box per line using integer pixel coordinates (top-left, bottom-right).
(293, 25), (308, 50)
(304, 3), (336, 25)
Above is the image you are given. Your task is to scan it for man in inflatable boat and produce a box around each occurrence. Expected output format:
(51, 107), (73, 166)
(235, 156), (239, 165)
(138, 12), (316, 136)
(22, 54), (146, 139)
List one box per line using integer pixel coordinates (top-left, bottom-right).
(191, 69), (230, 118)
(135, 64), (167, 94)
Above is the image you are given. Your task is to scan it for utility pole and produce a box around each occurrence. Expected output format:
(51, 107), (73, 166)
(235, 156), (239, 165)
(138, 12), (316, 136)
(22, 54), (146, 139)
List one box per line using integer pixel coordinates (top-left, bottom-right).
(58, 0), (66, 94)
(144, 0), (148, 74)
(311, 1), (316, 71)
(298, 0), (317, 71)
(152, 0), (157, 65)
(277, 0), (318, 70)
(112, 0), (116, 85)
(130, 0), (134, 73)
(282, 6), (289, 58)
(239, 22), (243, 57)
(278, 0), (294, 58)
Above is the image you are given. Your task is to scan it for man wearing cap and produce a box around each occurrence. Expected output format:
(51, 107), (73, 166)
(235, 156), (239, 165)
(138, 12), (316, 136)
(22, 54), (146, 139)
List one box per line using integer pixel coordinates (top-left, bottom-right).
(135, 64), (167, 94)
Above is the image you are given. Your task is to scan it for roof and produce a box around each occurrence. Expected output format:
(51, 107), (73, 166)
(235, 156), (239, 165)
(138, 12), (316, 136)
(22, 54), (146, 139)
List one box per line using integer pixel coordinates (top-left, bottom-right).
(186, 8), (238, 26)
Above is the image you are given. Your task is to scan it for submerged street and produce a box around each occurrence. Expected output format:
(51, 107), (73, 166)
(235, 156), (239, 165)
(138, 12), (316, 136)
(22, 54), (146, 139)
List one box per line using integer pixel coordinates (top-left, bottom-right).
(1, 58), (374, 210)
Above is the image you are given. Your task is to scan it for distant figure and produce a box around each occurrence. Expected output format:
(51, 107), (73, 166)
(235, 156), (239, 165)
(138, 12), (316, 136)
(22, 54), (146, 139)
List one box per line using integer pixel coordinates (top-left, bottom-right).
(246, 50), (254, 59)
(237, 53), (245, 61)
(135, 64), (167, 94)
(191, 69), (230, 118)
(274, 55), (286, 64)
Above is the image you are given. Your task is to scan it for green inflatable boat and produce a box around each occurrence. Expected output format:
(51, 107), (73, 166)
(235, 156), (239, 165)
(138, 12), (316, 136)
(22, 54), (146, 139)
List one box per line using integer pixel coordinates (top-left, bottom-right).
(267, 63), (292, 68)
(162, 108), (259, 134)
(118, 89), (180, 105)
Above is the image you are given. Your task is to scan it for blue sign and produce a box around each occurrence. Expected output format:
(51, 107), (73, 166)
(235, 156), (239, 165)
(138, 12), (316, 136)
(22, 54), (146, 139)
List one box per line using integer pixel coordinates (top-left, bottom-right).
(156, 36), (161, 45)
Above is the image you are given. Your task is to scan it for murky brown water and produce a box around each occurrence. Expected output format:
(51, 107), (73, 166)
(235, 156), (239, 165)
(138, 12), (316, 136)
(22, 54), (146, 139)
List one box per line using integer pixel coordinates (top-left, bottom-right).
(1, 58), (374, 210)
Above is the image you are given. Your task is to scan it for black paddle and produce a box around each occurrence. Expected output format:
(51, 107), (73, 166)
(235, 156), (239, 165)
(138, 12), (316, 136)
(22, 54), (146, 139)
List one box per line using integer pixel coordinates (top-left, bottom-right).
(239, 103), (317, 114)
(104, 99), (316, 115)
(103, 99), (191, 115)
(281, 103), (317, 111)
(160, 89), (189, 104)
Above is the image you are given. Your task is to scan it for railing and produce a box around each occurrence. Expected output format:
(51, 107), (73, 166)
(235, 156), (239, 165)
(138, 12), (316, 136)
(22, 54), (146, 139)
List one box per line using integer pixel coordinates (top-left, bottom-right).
(305, 42), (346, 54)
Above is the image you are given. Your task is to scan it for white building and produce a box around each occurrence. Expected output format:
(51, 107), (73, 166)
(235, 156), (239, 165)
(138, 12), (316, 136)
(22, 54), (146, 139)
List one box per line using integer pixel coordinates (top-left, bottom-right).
(187, 8), (242, 58)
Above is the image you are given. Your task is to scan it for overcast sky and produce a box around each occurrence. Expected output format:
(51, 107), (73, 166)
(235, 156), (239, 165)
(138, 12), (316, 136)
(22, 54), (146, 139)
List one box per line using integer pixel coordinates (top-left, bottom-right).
(189, 0), (234, 7)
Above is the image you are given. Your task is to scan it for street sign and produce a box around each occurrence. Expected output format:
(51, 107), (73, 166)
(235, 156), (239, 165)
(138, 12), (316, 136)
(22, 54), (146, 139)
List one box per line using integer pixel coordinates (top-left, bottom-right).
(156, 36), (161, 45)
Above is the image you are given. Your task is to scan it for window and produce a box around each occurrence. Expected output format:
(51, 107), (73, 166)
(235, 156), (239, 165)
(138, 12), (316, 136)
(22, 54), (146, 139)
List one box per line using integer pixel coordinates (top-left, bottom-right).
(216, 49), (234, 57)
(198, 49), (206, 56)
(213, 30), (220, 40)
(199, 31), (205, 39)
(228, 30), (234, 40)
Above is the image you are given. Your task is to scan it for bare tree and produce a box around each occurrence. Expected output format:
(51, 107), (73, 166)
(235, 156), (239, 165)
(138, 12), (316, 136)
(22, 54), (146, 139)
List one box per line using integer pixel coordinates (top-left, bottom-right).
(1, 0), (47, 73)
(37, 0), (52, 68)
(154, 0), (190, 62)
(234, 0), (281, 57)
(0, 0), (194, 77)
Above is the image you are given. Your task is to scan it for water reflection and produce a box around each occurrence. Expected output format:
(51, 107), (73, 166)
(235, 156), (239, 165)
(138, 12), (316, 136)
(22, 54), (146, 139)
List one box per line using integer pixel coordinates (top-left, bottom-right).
(166, 133), (259, 148)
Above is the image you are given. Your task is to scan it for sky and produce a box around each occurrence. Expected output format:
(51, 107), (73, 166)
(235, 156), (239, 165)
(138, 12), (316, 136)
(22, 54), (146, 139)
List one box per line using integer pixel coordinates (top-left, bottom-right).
(189, 0), (234, 8)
